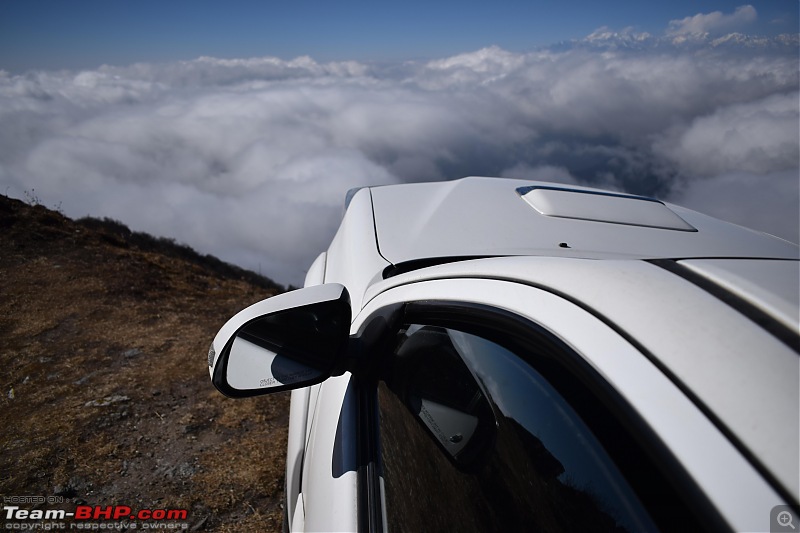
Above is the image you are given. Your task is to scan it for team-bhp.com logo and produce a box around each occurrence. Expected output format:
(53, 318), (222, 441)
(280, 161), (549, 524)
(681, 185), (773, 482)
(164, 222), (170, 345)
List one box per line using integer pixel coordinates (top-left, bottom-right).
(3, 503), (189, 530)
(74, 507), (187, 521)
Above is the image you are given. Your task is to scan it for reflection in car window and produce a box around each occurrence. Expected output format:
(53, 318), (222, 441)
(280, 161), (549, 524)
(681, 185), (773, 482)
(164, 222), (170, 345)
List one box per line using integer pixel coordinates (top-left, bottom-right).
(378, 325), (658, 533)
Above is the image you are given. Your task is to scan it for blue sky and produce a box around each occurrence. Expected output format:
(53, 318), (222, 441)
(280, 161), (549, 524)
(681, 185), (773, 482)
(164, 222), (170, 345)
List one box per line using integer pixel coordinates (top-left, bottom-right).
(1, 0), (797, 71)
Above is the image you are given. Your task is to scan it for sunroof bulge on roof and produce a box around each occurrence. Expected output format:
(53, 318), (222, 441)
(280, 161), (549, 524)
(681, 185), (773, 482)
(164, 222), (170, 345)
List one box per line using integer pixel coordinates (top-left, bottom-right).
(517, 186), (696, 231)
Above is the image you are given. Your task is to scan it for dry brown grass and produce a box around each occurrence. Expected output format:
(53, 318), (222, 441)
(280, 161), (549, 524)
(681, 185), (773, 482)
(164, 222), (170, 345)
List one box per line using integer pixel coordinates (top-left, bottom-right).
(0, 195), (289, 531)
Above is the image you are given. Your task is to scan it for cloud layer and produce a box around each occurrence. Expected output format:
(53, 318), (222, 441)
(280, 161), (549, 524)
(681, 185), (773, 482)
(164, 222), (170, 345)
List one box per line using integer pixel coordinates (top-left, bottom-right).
(668, 5), (758, 38)
(1, 14), (797, 285)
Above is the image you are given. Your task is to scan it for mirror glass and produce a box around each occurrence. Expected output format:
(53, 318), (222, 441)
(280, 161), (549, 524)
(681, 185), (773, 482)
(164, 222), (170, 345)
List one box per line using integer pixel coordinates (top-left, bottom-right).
(227, 336), (323, 389)
(222, 297), (350, 393)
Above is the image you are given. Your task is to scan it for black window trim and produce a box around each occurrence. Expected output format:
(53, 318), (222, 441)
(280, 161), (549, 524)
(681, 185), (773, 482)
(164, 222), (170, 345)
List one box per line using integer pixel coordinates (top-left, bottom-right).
(356, 375), (384, 533)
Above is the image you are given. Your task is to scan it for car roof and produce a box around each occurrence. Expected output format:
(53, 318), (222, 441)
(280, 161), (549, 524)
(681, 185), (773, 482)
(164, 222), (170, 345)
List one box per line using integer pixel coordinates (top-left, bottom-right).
(368, 177), (798, 266)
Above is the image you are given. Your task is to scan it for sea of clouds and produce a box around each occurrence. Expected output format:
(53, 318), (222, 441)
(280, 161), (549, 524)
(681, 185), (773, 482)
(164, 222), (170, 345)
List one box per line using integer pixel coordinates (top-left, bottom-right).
(1, 10), (797, 286)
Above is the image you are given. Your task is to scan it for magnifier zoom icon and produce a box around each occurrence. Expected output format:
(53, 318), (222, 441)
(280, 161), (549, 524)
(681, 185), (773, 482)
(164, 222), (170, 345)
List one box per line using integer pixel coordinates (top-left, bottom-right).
(778, 510), (796, 529)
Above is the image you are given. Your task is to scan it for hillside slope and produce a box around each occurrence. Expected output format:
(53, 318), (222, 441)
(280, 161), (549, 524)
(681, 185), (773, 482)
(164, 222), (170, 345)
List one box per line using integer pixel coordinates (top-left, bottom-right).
(0, 195), (289, 531)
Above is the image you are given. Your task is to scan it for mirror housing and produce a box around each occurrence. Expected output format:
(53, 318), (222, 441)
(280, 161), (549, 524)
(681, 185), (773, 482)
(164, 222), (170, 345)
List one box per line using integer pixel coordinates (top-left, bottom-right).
(209, 283), (351, 398)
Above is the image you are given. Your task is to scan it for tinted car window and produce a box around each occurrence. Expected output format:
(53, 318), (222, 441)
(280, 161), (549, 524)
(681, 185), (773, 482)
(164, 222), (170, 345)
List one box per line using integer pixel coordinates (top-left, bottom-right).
(378, 325), (658, 533)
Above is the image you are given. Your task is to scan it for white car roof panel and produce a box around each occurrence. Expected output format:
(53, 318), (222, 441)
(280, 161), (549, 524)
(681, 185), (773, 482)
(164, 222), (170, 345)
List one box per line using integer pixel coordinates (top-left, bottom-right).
(369, 177), (798, 265)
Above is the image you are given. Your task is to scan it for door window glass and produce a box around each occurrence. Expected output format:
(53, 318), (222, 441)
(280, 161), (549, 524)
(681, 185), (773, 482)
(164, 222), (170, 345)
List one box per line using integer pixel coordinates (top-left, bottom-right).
(378, 325), (658, 533)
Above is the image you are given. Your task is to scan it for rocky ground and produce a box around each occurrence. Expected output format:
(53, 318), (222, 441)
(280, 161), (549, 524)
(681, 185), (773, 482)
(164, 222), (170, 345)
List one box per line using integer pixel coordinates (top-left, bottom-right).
(0, 195), (291, 531)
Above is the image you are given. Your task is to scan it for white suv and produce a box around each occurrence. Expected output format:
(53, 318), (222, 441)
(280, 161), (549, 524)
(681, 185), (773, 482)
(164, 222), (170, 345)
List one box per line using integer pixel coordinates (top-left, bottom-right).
(209, 177), (799, 532)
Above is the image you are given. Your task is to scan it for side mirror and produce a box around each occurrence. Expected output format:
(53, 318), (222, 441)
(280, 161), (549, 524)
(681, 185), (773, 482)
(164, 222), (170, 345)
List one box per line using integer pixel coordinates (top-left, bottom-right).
(208, 283), (351, 398)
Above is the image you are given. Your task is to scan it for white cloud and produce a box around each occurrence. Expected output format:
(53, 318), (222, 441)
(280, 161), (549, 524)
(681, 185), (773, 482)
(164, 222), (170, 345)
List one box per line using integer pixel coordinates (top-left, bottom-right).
(654, 92), (799, 177)
(1, 32), (797, 286)
(676, 169), (799, 244)
(668, 5), (758, 38)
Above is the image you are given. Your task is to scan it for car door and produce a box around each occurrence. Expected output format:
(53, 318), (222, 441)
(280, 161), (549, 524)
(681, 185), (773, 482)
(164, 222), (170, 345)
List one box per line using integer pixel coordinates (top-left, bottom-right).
(348, 277), (785, 533)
